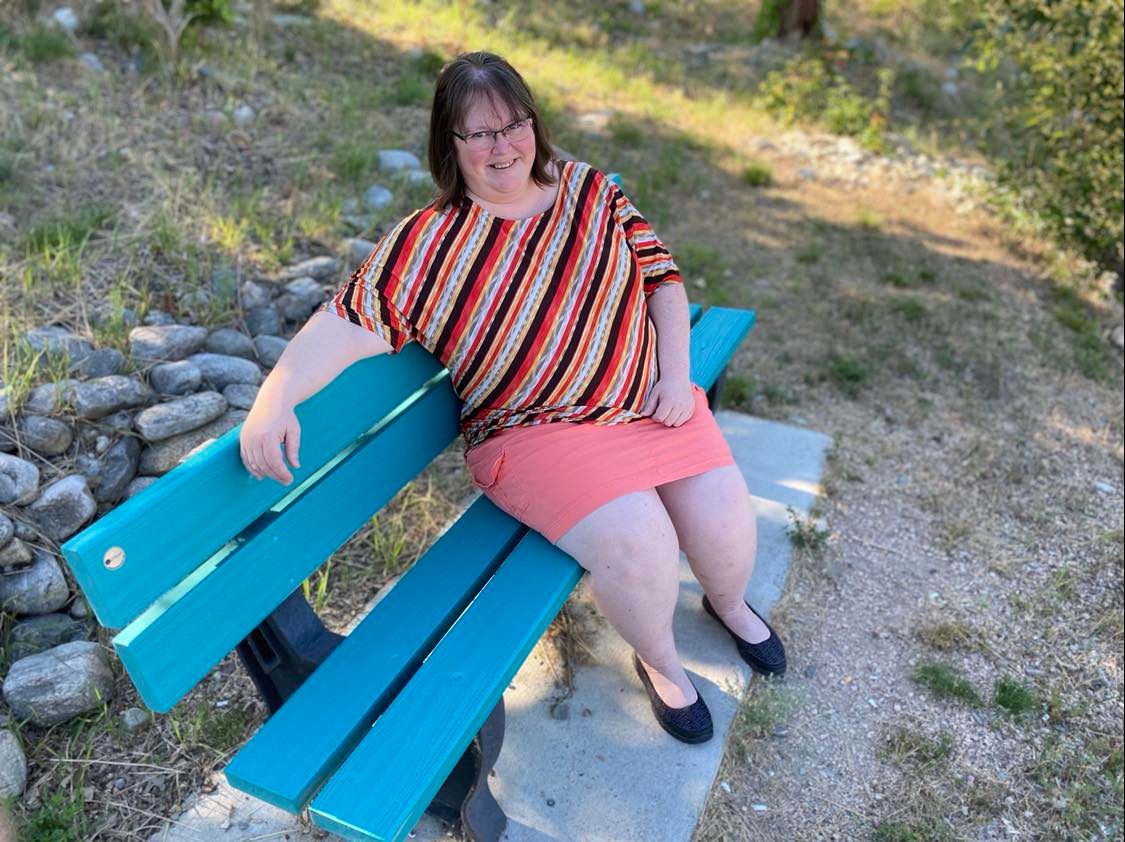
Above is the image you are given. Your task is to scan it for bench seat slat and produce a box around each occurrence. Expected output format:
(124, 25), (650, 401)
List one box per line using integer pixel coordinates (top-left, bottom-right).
(308, 532), (583, 842)
(689, 306), (757, 389)
(224, 499), (526, 810)
(60, 346), (445, 629)
(113, 381), (461, 712)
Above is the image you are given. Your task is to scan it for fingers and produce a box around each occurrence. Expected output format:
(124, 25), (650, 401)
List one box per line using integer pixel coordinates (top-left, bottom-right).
(285, 422), (301, 469)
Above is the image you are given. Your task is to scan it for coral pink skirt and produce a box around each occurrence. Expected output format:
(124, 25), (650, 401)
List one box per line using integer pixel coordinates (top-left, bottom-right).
(464, 383), (736, 545)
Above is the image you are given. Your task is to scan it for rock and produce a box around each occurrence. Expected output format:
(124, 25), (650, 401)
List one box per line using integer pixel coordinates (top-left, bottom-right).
(99, 410), (134, 432)
(138, 410), (247, 475)
(797, 167), (817, 181)
(285, 276), (325, 309)
(27, 326), (93, 367)
(27, 475), (96, 542)
(204, 328), (256, 360)
(94, 436), (141, 503)
(1, 641), (115, 728)
(239, 280), (271, 310)
(71, 375), (152, 420)
(52, 7), (79, 32)
(0, 538), (33, 575)
(343, 237), (376, 269)
(245, 306), (282, 337)
(222, 383), (259, 410)
(402, 169), (433, 185)
(0, 453), (40, 505)
(121, 707), (152, 733)
(0, 729), (27, 799)
(78, 52), (105, 73)
(0, 548), (70, 615)
(73, 347), (125, 379)
(135, 392), (228, 441)
(15, 415), (73, 456)
(1111, 324), (1123, 351)
(363, 185), (393, 211)
(188, 353), (262, 390)
(143, 309), (175, 326)
(253, 335), (288, 368)
(0, 512), (12, 549)
(233, 104), (256, 127)
(12, 520), (37, 541)
(378, 149), (422, 171)
(129, 324), (209, 363)
(209, 267), (241, 302)
(69, 596), (89, 619)
(124, 476), (158, 498)
(74, 453), (102, 483)
(277, 256), (338, 281)
(179, 289), (211, 313)
(90, 305), (139, 330)
(7, 614), (87, 661)
(23, 380), (77, 415)
(150, 360), (202, 396)
(275, 292), (316, 322)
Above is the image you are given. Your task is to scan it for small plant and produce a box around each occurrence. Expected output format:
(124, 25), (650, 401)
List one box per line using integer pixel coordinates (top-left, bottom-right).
(12, 23), (76, 63)
(892, 297), (927, 323)
(911, 661), (983, 707)
(785, 506), (829, 551)
(823, 353), (870, 397)
(796, 242), (822, 264)
(881, 725), (954, 769)
(994, 676), (1039, 717)
(302, 560), (332, 614)
(608, 116), (644, 146)
(857, 207), (883, 230)
(742, 161), (773, 187)
(12, 790), (93, 841)
(879, 271), (912, 288)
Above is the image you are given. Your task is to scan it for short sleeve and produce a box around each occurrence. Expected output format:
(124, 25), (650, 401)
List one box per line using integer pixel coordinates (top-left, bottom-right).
(611, 185), (683, 298)
(319, 248), (414, 355)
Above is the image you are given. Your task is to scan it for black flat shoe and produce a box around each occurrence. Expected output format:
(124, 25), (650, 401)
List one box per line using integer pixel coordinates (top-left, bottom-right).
(702, 595), (787, 676)
(632, 651), (713, 744)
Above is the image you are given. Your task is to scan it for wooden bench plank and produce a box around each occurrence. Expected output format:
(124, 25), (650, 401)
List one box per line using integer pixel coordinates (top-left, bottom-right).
(224, 499), (527, 811)
(113, 380), (461, 712)
(688, 306), (757, 389)
(307, 531), (583, 842)
(60, 346), (445, 629)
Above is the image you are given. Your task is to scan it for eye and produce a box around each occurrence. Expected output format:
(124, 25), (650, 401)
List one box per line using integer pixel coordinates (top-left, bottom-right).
(467, 130), (491, 141)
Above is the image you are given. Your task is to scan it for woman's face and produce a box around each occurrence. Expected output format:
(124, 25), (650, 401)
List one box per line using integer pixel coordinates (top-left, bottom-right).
(453, 94), (536, 204)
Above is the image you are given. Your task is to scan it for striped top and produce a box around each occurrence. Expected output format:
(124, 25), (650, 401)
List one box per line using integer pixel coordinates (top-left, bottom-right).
(321, 160), (683, 452)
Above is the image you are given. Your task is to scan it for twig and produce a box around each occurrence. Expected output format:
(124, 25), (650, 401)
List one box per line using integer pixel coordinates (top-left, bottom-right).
(48, 758), (187, 774)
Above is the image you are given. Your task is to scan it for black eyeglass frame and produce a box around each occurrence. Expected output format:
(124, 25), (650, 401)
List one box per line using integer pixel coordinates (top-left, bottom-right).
(451, 117), (534, 146)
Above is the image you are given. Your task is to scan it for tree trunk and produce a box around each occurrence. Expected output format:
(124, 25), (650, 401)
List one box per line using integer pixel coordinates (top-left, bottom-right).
(777, 0), (820, 38)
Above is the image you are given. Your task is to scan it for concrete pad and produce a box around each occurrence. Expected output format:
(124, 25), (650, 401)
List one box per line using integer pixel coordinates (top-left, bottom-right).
(148, 412), (831, 842)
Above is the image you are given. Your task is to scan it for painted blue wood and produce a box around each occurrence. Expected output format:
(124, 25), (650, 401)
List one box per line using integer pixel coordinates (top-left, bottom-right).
(308, 531), (583, 841)
(689, 306), (756, 390)
(113, 380), (461, 712)
(224, 499), (527, 811)
(60, 345), (445, 629)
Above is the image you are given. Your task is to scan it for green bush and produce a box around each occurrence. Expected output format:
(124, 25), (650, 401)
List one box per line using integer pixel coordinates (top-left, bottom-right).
(968, 0), (1124, 275)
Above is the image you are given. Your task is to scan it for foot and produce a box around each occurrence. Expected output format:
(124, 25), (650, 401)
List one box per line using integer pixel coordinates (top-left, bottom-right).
(636, 657), (698, 708)
(710, 598), (771, 644)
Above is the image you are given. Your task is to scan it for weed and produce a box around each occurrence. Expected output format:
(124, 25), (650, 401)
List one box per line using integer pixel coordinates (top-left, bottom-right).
(892, 297), (927, 323)
(880, 724), (954, 769)
(857, 208), (883, 230)
(742, 161), (773, 187)
(823, 353), (870, 397)
(795, 242), (822, 264)
(911, 661), (983, 707)
(609, 116), (644, 146)
(994, 676), (1039, 717)
(302, 559), (332, 613)
(871, 821), (953, 842)
(12, 23), (76, 63)
(785, 506), (829, 551)
(25, 204), (114, 253)
(11, 790), (93, 841)
(913, 619), (979, 652)
(728, 679), (796, 764)
(388, 74), (430, 106)
(954, 283), (988, 302)
(329, 141), (377, 183)
(880, 271), (912, 288)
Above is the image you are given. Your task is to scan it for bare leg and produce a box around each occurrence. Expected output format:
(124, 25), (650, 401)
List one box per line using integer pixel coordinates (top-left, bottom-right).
(554, 489), (698, 707)
(657, 464), (769, 643)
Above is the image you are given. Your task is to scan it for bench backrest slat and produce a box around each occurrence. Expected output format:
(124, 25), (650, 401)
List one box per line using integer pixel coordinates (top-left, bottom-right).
(225, 499), (527, 811)
(114, 380), (461, 712)
(61, 345), (446, 629)
(689, 306), (757, 387)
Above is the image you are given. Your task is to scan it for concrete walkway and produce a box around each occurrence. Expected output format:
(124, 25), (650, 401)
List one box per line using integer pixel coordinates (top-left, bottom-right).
(149, 410), (830, 842)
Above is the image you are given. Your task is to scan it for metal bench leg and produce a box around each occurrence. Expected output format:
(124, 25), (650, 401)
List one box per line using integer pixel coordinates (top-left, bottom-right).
(426, 698), (508, 842)
(706, 368), (729, 412)
(234, 587), (345, 715)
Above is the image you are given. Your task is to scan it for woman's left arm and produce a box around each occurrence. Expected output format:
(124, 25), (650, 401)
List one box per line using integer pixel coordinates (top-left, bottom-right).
(642, 282), (695, 426)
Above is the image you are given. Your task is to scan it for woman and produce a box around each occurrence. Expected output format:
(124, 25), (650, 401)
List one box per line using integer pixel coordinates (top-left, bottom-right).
(239, 51), (785, 745)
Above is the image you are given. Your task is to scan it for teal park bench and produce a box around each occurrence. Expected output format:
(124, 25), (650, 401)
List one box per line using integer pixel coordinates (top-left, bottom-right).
(60, 301), (756, 841)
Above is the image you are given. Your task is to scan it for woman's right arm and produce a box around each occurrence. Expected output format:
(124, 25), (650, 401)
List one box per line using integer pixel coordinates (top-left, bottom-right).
(239, 310), (393, 484)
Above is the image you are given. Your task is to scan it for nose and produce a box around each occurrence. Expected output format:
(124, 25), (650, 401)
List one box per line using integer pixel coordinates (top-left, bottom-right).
(491, 131), (514, 152)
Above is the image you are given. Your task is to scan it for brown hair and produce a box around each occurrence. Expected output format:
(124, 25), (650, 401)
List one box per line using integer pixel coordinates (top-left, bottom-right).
(427, 51), (556, 210)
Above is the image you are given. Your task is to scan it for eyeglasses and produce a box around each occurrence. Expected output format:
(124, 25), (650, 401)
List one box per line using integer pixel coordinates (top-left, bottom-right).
(451, 117), (533, 150)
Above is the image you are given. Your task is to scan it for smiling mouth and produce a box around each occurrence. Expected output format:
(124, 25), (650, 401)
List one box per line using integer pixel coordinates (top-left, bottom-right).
(489, 160), (515, 170)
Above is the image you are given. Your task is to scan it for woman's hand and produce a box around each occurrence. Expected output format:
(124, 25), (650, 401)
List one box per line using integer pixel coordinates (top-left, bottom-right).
(239, 398), (301, 485)
(641, 377), (695, 427)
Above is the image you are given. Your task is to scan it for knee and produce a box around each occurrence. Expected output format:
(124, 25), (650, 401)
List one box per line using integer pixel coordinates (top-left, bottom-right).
(599, 519), (680, 585)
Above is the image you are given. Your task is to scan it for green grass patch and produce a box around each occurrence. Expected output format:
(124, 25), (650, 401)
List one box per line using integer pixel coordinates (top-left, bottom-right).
(728, 679), (797, 763)
(10, 789), (94, 841)
(913, 619), (979, 652)
(881, 725), (954, 769)
(9, 23), (77, 63)
(24, 204), (114, 253)
(608, 115), (644, 146)
(879, 271), (913, 288)
(785, 506), (829, 551)
(892, 296), (927, 323)
(994, 676), (1039, 717)
(796, 242), (822, 264)
(857, 207), (883, 230)
(823, 352), (871, 397)
(741, 160), (773, 187)
(911, 661), (983, 707)
(872, 819), (955, 842)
